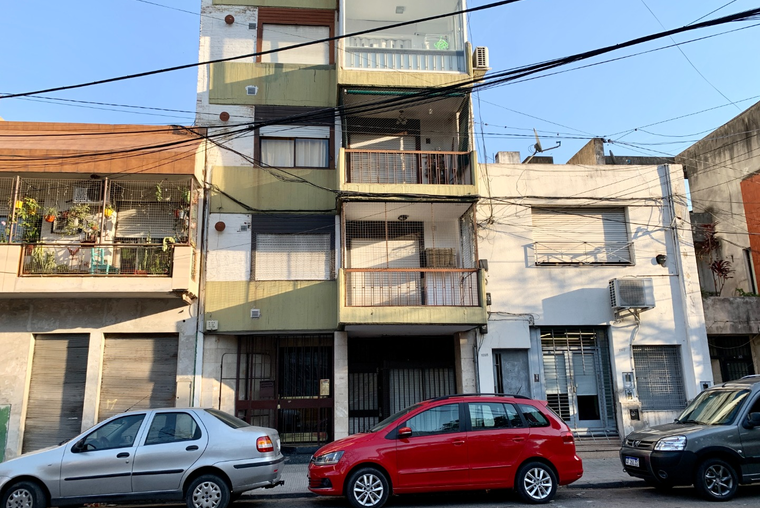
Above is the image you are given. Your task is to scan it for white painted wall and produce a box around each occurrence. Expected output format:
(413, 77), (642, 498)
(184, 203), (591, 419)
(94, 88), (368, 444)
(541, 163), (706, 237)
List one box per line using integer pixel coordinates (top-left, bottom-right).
(477, 163), (710, 437)
(206, 213), (252, 282)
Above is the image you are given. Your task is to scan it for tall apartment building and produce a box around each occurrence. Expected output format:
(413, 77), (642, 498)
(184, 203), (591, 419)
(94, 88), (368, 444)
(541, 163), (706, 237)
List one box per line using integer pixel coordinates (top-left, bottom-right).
(0, 122), (205, 460)
(196, 0), (487, 446)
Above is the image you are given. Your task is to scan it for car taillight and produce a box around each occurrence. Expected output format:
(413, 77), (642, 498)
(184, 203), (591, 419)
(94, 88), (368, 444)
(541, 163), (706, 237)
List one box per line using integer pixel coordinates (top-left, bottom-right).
(562, 432), (575, 444)
(257, 436), (274, 453)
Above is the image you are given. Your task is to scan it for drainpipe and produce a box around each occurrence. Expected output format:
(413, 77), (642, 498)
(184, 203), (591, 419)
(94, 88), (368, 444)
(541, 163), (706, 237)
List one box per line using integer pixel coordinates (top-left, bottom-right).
(191, 141), (211, 407)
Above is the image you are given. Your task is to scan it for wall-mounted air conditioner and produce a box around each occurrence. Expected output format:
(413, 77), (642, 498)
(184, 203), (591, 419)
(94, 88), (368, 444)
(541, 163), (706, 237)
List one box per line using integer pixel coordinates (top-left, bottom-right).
(473, 46), (489, 69)
(609, 278), (655, 310)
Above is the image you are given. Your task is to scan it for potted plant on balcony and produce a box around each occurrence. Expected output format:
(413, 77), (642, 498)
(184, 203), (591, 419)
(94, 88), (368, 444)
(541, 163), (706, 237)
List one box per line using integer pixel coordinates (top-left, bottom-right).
(43, 206), (57, 223)
(14, 197), (42, 251)
(103, 203), (115, 218)
(63, 203), (90, 235)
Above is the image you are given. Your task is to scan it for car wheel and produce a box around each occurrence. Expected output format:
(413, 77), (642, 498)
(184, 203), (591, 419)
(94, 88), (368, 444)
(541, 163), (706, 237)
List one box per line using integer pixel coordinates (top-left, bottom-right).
(346, 467), (390, 508)
(2, 481), (48, 508)
(515, 461), (558, 504)
(185, 475), (231, 508)
(694, 458), (738, 501)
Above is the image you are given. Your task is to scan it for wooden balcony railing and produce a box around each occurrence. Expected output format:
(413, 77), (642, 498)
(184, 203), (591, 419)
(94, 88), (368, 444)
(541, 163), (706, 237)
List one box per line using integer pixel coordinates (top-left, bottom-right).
(345, 268), (479, 307)
(20, 243), (179, 276)
(346, 149), (472, 185)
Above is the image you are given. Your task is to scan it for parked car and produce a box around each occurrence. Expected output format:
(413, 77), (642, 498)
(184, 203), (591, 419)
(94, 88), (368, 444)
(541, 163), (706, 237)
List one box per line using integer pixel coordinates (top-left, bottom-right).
(0, 408), (284, 508)
(308, 394), (583, 507)
(620, 376), (760, 501)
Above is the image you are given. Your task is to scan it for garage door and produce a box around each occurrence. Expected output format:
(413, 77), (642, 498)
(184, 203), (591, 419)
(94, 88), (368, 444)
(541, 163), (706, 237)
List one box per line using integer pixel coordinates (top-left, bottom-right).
(98, 334), (179, 421)
(23, 335), (90, 453)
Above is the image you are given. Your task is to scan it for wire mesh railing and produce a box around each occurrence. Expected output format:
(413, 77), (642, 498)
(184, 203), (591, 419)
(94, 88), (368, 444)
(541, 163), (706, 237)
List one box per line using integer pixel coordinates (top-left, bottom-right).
(346, 150), (472, 185)
(345, 268), (479, 307)
(19, 243), (177, 276)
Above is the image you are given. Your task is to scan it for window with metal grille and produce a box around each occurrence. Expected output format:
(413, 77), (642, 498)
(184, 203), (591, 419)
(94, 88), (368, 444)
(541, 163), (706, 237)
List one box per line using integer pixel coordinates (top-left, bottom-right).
(532, 207), (632, 265)
(633, 345), (687, 410)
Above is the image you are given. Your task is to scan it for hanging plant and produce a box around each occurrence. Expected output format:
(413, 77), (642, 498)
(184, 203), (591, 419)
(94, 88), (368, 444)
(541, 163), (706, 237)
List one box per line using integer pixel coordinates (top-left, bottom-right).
(43, 206), (57, 223)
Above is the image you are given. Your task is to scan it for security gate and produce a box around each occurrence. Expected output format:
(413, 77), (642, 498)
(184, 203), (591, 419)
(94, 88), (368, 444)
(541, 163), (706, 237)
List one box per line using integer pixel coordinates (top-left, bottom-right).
(235, 335), (333, 446)
(541, 328), (616, 435)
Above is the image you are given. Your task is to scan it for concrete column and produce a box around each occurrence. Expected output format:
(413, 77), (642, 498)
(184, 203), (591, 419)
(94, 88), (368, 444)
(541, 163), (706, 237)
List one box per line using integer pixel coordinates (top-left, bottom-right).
(334, 331), (348, 440)
(81, 331), (104, 431)
(455, 330), (477, 394)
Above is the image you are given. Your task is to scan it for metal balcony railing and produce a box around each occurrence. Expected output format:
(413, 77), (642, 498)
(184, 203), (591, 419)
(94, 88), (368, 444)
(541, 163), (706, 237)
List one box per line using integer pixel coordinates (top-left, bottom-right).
(20, 243), (177, 276)
(346, 150), (471, 185)
(533, 241), (634, 265)
(344, 47), (466, 72)
(345, 268), (479, 307)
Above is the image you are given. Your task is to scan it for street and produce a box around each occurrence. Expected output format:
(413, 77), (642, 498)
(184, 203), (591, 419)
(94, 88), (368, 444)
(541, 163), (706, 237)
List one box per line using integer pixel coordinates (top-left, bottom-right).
(231, 484), (760, 508)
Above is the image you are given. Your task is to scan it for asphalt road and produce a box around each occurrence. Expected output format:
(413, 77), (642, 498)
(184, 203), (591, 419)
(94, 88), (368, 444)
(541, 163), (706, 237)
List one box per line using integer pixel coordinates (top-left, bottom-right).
(228, 484), (760, 508)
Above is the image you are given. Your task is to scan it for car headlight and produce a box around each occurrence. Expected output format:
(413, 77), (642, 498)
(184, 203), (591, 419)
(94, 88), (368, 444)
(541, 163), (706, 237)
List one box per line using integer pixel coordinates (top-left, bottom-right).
(312, 450), (344, 465)
(654, 435), (686, 451)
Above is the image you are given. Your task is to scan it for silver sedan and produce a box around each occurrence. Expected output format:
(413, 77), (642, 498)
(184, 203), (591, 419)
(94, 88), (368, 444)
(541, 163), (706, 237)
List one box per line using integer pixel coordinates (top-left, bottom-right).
(0, 408), (284, 508)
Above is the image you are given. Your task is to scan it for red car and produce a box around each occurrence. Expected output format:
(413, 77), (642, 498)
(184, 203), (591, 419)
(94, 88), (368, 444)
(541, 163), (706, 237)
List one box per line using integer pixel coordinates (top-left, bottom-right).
(308, 394), (583, 507)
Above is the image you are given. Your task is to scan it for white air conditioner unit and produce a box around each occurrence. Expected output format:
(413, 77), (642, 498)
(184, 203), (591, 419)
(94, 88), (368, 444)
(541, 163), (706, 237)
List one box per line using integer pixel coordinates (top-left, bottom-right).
(609, 278), (655, 310)
(473, 46), (489, 69)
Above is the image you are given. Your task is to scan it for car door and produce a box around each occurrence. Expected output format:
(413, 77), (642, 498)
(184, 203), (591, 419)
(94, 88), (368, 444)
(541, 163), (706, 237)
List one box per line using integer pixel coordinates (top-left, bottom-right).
(395, 403), (469, 490)
(466, 402), (527, 487)
(131, 411), (208, 493)
(738, 394), (760, 480)
(59, 413), (147, 498)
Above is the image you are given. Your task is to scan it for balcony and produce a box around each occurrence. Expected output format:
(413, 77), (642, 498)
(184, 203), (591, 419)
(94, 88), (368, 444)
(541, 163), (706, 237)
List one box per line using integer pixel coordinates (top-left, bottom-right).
(338, 201), (487, 329)
(0, 176), (200, 298)
(343, 1), (467, 74)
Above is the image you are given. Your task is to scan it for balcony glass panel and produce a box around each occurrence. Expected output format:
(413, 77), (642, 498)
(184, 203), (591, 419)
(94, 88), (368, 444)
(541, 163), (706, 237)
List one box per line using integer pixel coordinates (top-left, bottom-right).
(344, 0), (466, 72)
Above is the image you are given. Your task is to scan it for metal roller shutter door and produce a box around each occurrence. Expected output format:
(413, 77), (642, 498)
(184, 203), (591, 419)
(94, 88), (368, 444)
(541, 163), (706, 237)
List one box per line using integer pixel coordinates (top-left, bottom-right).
(23, 335), (89, 453)
(98, 335), (178, 422)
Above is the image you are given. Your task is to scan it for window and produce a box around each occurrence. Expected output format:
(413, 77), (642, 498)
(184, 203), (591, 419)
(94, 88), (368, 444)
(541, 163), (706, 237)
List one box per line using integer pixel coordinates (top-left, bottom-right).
(505, 403), (525, 427)
(532, 207), (632, 265)
(145, 412), (201, 445)
(633, 345), (687, 410)
(252, 215), (335, 282)
(518, 404), (550, 427)
(405, 404), (460, 437)
(468, 403), (510, 430)
(261, 24), (330, 64)
(261, 138), (329, 168)
(80, 414), (145, 451)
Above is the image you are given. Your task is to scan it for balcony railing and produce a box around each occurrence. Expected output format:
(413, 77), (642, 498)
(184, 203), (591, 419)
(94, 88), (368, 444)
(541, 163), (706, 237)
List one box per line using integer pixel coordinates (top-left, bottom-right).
(344, 47), (466, 72)
(345, 268), (479, 307)
(20, 243), (176, 276)
(346, 150), (472, 185)
(534, 242), (634, 265)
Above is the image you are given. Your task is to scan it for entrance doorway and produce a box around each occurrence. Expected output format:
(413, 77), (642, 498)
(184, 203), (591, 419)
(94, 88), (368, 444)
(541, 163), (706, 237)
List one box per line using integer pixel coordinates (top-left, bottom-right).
(708, 336), (755, 383)
(234, 335), (333, 446)
(348, 337), (456, 434)
(541, 328), (616, 435)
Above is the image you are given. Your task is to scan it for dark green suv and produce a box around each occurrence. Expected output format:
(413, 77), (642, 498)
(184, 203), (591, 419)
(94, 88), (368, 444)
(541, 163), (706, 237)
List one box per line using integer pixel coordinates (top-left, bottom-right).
(620, 376), (760, 501)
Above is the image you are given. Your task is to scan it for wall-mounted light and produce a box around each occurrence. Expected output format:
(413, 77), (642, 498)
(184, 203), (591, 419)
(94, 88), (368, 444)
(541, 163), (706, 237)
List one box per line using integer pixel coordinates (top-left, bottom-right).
(215, 221), (226, 232)
(397, 214), (409, 222)
(395, 6), (406, 14)
(655, 254), (667, 266)
(225, 14), (235, 25)
(219, 111), (230, 122)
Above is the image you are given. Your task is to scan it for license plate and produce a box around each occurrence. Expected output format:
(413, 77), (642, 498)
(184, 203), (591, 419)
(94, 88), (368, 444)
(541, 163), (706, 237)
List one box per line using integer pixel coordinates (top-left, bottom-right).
(625, 456), (640, 468)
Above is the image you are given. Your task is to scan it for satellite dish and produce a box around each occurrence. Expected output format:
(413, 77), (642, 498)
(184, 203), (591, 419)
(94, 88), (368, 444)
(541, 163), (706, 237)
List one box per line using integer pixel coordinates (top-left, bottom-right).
(523, 129), (561, 164)
(533, 128), (543, 153)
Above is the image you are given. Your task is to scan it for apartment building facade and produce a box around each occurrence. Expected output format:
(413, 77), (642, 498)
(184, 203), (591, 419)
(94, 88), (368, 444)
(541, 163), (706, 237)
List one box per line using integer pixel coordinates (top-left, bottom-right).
(196, 0), (488, 446)
(477, 155), (712, 438)
(0, 122), (205, 460)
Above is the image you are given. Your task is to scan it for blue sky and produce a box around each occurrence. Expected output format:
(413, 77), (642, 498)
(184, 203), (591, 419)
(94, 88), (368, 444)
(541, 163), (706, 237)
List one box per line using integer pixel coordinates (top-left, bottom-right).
(1, 0), (759, 163)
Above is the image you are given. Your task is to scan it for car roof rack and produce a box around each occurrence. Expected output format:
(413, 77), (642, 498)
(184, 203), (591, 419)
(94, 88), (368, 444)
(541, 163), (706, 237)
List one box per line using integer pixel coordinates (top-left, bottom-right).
(430, 393), (531, 402)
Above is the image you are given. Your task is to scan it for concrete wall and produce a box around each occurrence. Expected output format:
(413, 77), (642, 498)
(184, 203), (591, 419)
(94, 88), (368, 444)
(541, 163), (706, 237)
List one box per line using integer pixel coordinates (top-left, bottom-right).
(677, 100), (760, 296)
(0, 298), (198, 460)
(477, 162), (710, 437)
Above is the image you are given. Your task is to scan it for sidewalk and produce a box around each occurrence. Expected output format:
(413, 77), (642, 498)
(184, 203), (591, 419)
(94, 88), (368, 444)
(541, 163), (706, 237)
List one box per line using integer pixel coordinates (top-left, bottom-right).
(247, 452), (642, 500)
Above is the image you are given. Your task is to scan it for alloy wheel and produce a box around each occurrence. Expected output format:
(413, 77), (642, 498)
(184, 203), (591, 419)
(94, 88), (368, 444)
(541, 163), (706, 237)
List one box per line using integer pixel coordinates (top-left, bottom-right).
(352, 472), (384, 507)
(5, 488), (33, 508)
(523, 466), (554, 501)
(704, 463), (734, 498)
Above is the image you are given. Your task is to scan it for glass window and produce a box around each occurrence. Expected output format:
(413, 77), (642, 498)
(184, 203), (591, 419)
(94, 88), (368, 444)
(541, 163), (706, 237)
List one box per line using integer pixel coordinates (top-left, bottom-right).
(505, 404), (524, 427)
(519, 404), (550, 427)
(676, 389), (750, 425)
(80, 414), (145, 451)
(261, 138), (328, 168)
(145, 412), (201, 445)
(469, 402), (510, 430)
(404, 403), (460, 437)
(207, 408), (249, 429)
(261, 24), (329, 65)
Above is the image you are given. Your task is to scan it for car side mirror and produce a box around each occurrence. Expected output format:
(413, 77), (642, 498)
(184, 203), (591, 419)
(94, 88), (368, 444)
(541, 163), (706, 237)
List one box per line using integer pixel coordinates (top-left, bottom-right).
(398, 427), (412, 439)
(71, 439), (86, 453)
(744, 412), (760, 429)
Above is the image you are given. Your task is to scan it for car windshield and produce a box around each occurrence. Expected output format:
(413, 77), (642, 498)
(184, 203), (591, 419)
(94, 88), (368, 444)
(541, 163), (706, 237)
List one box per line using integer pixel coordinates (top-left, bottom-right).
(676, 389), (750, 425)
(368, 403), (423, 433)
(206, 409), (250, 429)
